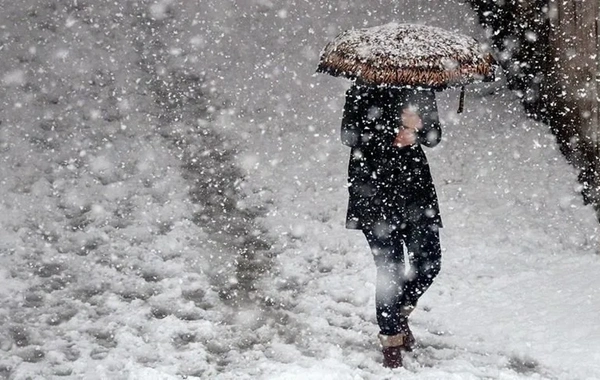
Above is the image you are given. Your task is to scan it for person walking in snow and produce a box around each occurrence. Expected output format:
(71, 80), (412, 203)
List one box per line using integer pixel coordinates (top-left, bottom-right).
(341, 83), (443, 368)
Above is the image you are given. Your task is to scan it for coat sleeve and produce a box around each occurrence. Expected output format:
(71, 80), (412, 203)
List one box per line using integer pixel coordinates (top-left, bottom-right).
(340, 87), (362, 147)
(414, 91), (442, 148)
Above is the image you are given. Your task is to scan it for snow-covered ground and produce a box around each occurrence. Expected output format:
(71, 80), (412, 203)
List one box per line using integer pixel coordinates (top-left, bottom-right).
(1, 0), (599, 379)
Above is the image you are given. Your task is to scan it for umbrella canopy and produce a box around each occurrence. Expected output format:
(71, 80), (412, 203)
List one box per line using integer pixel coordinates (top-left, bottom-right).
(317, 23), (496, 89)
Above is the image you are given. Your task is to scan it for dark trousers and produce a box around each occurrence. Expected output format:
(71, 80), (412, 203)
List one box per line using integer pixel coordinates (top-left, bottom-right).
(363, 223), (442, 336)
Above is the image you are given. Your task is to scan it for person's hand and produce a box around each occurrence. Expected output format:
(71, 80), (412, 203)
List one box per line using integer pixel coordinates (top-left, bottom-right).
(393, 108), (422, 148)
(393, 128), (416, 148)
(401, 108), (423, 131)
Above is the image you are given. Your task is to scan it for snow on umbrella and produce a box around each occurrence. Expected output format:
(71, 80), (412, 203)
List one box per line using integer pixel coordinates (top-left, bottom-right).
(317, 23), (497, 111)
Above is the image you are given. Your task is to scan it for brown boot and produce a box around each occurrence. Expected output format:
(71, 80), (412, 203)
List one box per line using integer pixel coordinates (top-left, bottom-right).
(379, 333), (404, 368)
(382, 346), (403, 368)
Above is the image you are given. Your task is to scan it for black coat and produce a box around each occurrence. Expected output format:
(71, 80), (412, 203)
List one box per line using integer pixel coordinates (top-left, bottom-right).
(341, 84), (443, 231)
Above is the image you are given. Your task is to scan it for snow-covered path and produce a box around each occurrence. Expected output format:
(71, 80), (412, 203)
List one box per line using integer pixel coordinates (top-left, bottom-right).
(233, 84), (600, 379)
(1, 0), (599, 379)
(224, 1), (600, 378)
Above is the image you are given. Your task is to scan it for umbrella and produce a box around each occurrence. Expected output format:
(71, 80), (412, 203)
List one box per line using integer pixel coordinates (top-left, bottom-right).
(317, 23), (497, 112)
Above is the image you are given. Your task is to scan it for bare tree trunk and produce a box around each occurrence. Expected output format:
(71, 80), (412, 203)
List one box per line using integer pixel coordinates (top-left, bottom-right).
(546, 0), (599, 215)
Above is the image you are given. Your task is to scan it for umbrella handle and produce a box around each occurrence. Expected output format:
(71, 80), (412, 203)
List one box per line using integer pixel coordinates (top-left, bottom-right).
(457, 86), (465, 114)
